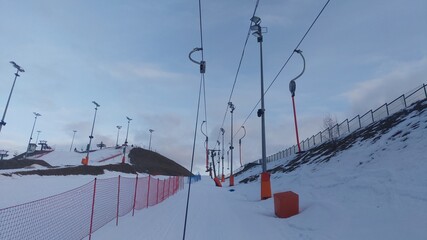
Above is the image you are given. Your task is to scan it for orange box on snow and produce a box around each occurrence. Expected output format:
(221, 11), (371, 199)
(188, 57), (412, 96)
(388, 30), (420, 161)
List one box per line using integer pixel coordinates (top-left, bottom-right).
(273, 191), (299, 218)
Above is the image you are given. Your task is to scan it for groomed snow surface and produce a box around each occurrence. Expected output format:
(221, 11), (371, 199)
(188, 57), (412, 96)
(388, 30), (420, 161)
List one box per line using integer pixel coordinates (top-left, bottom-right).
(1, 102), (427, 239)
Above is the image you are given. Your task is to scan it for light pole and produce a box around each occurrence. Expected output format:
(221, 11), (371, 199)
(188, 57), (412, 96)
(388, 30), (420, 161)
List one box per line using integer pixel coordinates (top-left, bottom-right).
(70, 130), (77, 151)
(228, 101), (235, 186)
(82, 101), (100, 165)
(115, 126), (122, 147)
(149, 129), (154, 150)
(25, 112), (41, 158)
(122, 116), (132, 163)
(0, 61), (25, 134)
(289, 49), (306, 153)
(250, 16), (271, 200)
(239, 126), (246, 167)
(220, 128), (225, 182)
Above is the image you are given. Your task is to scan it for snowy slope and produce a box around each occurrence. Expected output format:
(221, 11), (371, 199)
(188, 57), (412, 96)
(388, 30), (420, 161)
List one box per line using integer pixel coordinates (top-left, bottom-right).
(88, 100), (427, 239)
(36, 147), (129, 167)
(1, 100), (426, 239)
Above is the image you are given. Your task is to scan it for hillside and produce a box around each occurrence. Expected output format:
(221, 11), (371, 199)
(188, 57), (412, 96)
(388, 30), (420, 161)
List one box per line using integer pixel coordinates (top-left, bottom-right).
(129, 148), (193, 176)
(87, 100), (427, 240)
(238, 98), (427, 183)
(0, 147), (192, 177)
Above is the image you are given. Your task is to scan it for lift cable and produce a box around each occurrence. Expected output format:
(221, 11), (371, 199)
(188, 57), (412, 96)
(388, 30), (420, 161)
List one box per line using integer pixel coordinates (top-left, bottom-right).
(233, 0), (331, 138)
(182, 0), (207, 239)
(214, 0), (261, 145)
(182, 74), (204, 240)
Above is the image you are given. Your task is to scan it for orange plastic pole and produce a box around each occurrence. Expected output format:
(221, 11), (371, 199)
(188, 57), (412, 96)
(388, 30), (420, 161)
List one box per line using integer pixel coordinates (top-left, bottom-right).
(132, 175), (139, 216)
(146, 175), (151, 208)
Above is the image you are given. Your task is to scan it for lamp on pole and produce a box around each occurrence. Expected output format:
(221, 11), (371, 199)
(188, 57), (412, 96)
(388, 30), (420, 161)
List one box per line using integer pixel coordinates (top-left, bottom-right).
(149, 129), (154, 150)
(115, 125), (122, 147)
(70, 130), (77, 152)
(0, 61), (25, 134)
(122, 116), (132, 163)
(220, 127), (225, 182)
(228, 101), (235, 186)
(289, 49), (306, 153)
(239, 126), (246, 167)
(250, 16), (272, 200)
(25, 112), (41, 158)
(82, 101), (100, 165)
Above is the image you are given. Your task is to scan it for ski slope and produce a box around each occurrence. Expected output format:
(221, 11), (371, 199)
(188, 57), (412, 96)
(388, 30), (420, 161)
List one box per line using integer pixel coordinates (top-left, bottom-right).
(1, 101), (427, 239)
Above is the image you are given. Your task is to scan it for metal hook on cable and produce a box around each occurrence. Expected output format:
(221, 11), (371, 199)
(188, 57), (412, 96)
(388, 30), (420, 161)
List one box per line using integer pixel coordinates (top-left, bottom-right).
(188, 47), (206, 73)
(289, 49), (306, 97)
(239, 126), (246, 145)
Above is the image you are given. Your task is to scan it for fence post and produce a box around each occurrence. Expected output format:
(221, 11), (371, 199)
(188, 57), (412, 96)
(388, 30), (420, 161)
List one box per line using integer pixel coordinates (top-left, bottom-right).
(116, 175), (121, 226)
(386, 103), (390, 116)
(424, 83), (427, 98)
(358, 115), (361, 129)
(163, 179), (166, 201)
(403, 94), (407, 107)
(132, 175), (139, 216)
(173, 176), (177, 194)
(347, 119), (350, 133)
(336, 124), (340, 136)
(168, 177), (172, 196)
(146, 175), (151, 208)
(89, 178), (97, 240)
(156, 178), (160, 204)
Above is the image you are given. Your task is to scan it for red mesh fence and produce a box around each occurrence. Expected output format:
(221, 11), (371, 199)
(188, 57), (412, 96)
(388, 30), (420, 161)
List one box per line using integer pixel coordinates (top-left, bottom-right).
(0, 175), (185, 240)
(118, 176), (136, 218)
(147, 176), (158, 207)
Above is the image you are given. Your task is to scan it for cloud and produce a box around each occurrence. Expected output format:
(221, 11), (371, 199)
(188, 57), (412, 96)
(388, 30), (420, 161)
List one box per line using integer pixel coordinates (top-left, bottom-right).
(341, 57), (427, 114)
(100, 62), (187, 83)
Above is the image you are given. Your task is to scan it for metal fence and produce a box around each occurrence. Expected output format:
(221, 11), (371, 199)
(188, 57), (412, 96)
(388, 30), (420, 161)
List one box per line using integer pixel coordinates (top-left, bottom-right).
(0, 175), (184, 240)
(260, 83), (427, 164)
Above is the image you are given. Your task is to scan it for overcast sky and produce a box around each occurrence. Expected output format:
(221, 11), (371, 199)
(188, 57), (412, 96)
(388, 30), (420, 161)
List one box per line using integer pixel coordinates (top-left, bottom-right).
(0, 0), (426, 174)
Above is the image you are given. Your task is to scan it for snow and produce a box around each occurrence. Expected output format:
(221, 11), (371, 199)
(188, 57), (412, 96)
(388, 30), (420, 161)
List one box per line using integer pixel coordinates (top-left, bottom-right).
(1, 103), (427, 239)
(34, 146), (130, 167)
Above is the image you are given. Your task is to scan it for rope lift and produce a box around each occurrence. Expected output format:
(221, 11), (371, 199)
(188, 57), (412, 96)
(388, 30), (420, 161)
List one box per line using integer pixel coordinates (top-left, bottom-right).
(201, 121), (210, 173)
(188, 47), (206, 73)
(288, 49), (306, 153)
(238, 126), (246, 167)
(288, 49), (306, 97)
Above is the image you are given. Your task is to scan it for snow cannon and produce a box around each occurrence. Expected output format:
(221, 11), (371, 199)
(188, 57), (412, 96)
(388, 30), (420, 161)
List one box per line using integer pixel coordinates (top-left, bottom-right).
(273, 191), (299, 218)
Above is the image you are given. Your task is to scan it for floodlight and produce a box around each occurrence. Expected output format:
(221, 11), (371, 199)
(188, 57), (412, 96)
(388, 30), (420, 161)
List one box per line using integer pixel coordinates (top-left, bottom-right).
(250, 16), (261, 25)
(10, 61), (25, 72)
